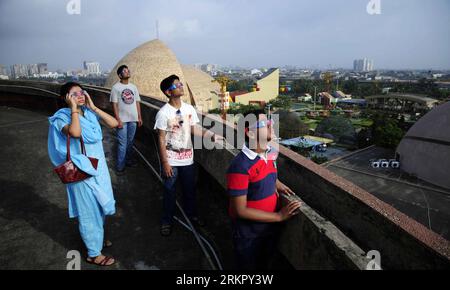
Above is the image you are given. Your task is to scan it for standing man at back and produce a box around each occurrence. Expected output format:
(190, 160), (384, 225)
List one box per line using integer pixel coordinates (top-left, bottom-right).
(110, 65), (143, 175)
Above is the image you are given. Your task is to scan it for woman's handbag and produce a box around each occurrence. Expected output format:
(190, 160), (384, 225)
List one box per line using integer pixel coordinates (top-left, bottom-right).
(53, 133), (99, 184)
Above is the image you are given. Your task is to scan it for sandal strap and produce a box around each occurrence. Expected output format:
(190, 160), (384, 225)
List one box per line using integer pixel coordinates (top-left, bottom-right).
(87, 255), (114, 266)
(100, 256), (113, 266)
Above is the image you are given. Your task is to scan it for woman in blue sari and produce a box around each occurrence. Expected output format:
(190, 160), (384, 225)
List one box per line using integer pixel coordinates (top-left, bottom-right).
(48, 82), (119, 266)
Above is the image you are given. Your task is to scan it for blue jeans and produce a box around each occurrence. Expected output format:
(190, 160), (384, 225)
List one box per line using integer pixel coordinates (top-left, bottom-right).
(116, 122), (137, 171)
(161, 164), (197, 225)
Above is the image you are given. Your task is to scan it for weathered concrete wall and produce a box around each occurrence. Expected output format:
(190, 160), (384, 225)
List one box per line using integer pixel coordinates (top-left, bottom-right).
(0, 84), (60, 113)
(1, 79), (449, 269)
(278, 199), (370, 270)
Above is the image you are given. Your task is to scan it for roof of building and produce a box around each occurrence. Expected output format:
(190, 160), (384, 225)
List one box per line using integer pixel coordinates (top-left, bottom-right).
(366, 93), (439, 105)
(180, 64), (220, 111)
(105, 39), (187, 102)
(280, 136), (334, 148)
(319, 92), (334, 99)
(337, 99), (367, 104)
(259, 68), (278, 80)
(333, 91), (351, 98)
(229, 90), (248, 101)
(397, 101), (450, 189)
(105, 39), (219, 110)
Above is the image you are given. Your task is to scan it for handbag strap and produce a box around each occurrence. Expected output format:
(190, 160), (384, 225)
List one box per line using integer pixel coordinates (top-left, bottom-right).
(80, 135), (87, 155)
(65, 132), (87, 161)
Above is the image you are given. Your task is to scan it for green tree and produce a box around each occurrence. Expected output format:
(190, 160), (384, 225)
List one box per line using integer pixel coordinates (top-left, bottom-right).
(357, 128), (373, 148)
(371, 113), (405, 149)
(373, 119), (404, 149)
(268, 95), (292, 110)
(275, 110), (309, 139)
(292, 79), (326, 95)
(342, 79), (358, 95)
(315, 115), (356, 143)
(227, 79), (254, 92)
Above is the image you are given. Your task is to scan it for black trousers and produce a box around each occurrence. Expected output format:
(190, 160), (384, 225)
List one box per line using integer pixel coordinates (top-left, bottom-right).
(233, 234), (278, 271)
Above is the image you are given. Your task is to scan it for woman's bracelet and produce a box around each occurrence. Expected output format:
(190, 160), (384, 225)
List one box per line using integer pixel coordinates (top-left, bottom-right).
(71, 111), (79, 115)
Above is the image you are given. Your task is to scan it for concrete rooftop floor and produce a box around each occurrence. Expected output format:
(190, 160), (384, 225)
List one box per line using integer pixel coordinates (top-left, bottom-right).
(325, 146), (450, 240)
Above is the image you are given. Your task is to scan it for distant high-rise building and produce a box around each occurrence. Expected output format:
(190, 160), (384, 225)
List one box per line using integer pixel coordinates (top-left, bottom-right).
(28, 64), (39, 76)
(83, 61), (101, 75)
(200, 64), (212, 73)
(11, 64), (29, 79)
(0, 65), (9, 79)
(366, 59), (374, 71)
(353, 59), (361, 71)
(353, 58), (374, 72)
(0, 65), (8, 76)
(199, 64), (218, 75)
(37, 63), (48, 75)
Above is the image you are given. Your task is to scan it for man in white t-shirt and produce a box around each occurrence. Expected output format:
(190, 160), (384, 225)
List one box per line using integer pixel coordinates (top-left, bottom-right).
(110, 65), (143, 174)
(154, 74), (222, 236)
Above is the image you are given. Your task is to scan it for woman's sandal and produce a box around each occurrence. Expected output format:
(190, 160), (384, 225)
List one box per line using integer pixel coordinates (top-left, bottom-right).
(86, 255), (116, 267)
(160, 224), (172, 236)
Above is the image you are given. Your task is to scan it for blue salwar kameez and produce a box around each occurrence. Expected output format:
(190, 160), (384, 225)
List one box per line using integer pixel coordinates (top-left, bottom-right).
(48, 107), (116, 258)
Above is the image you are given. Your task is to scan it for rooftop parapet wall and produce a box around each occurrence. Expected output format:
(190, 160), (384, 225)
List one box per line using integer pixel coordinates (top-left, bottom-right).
(0, 80), (449, 269)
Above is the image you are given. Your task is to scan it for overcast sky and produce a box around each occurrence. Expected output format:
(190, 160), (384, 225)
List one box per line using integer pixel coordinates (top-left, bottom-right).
(0, 0), (449, 71)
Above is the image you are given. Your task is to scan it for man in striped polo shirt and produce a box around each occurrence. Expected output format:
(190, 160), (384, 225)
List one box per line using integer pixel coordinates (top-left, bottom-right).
(227, 109), (302, 270)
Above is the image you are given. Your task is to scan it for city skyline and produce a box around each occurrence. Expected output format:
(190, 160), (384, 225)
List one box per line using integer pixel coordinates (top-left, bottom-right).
(3, 60), (449, 75)
(1, 0), (449, 71)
